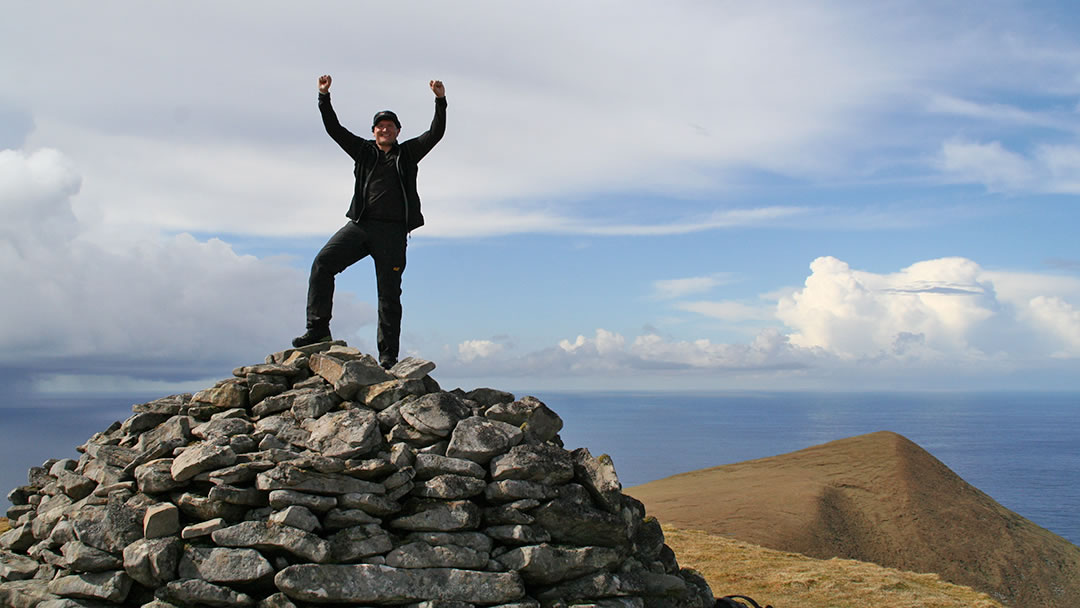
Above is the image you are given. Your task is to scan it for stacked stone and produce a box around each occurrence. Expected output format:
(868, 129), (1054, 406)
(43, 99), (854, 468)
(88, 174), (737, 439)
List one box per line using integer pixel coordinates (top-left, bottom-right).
(0, 342), (714, 608)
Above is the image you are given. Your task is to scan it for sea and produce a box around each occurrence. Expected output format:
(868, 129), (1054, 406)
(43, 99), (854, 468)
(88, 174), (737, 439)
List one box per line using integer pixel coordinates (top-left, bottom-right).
(2, 390), (1078, 546)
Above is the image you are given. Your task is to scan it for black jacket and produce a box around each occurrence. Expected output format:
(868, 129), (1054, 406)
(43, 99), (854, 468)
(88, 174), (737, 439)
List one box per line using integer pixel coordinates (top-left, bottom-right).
(319, 92), (446, 232)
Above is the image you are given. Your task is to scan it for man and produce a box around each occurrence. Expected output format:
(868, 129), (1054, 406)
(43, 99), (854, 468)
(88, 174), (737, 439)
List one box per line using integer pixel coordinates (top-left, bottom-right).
(293, 74), (447, 369)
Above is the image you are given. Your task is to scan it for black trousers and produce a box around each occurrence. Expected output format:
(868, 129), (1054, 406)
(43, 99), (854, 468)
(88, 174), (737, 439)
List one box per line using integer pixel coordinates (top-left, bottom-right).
(306, 220), (407, 361)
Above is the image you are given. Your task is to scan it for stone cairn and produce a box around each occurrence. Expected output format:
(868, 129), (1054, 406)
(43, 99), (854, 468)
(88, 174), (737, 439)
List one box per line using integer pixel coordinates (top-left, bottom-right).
(0, 342), (714, 608)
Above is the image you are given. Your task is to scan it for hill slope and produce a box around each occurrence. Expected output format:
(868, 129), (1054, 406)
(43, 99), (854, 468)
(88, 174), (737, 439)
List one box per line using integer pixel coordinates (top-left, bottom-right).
(628, 431), (1080, 608)
(663, 526), (1005, 608)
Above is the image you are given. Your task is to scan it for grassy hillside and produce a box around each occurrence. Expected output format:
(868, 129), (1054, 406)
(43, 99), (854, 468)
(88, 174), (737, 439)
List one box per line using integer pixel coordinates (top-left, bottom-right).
(665, 526), (1006, 608)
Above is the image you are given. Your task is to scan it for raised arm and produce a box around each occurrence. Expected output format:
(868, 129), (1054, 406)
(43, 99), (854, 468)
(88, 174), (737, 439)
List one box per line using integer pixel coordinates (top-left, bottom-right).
(317, 74), (366, 158)
(405, 80), (447, 161)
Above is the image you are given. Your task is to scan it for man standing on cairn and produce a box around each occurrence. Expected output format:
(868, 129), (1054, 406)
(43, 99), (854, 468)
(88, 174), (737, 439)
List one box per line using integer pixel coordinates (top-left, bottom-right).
(293, 74), (447, 369)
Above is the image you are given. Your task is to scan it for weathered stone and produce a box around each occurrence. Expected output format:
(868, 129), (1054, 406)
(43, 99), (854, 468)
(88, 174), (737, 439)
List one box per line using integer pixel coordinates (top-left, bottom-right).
(274, 564), (526, 604)
(178, 546), (274, 583)
(258, 592), (299, 608)
(485, 480), (560, 503)
(269, 505), (320, 532)
(211, 521), (331, 563)
(59, 541), (122, 572)
(329, 525), (394, 562)
(485, 524), (551, 545)
(235, 361), (310, 378)
(496, 544), (623, 584)
(291, 389), (342, 419)
(388, 480), (417, 502)
(446, 417), (524, 464)
(323, 507), (380, 530)
(208, 484), (268, 507)
(47, 571), (132, 603)
(304, 407), (383, 459)
(172, 492), (247, 521)
(483, 504), (536, 525)
(532, 498), (629, 548)
(572, 448), (623, 512)
(386, 541), (488, 569)
(143, 503), (180, 539)
(0, 579), (60, 608)
(343, 455), (397, 479)
(485, 396), (563, 444)
(490, 444), (575, 485)
(337, 492), (401, 516)
(192, 417), (255, 440)
(389, 423), (445, 447)
(415, 453), (486, 480)
(156, 578), (254, 607)
(0, 549), (40, 580)
(405, 531), (494, 554)
(358, 379), (428, 411)
(400, 393), (471, 438)
(383, 467), (417, 491)
(251, 389), (310, 418)
(334, 357), (395, 399)
(206, 460), (275, 486)
(192, 381), (249, 409)
(134, 415), (194, 454)
(134, 459), (184, 494)
(250, 378), (288, 405)
(180, 518), (227, 540)
(257, 464), (384, 495)
(390, 500), (481, 532)
(1, 523), (36, 552)
(268, 489), (337, 512)
(170, 443), (237, 482)
(79, 460), (127, 488)
(390, 357), (437, 379)
(466, 388), (515, 407)
(55, 471), (96, 501)
(131, 394), (190, 415)
(412, 474), (487, 499)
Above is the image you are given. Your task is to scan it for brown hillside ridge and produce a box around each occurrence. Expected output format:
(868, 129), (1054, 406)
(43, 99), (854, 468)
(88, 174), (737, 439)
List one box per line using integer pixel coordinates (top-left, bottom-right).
(663, 526), (1006, 608)
(628, 430), (1080, 608)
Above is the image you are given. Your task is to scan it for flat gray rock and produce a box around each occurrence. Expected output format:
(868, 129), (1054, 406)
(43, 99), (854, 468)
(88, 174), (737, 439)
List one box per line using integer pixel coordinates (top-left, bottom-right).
(178, 546), (273, 583)
(47, 571), (132, 603)
(170, 443), (237, 482)
(274, 564), (526, 604)
(489, 444), (575, 485)
(401, 393), (472, 437)
(211, 521), (331, 563)
(446, 417), (523, 464)
(390, 357), (437, 379)
(385, 541), (488, 569)
(157, 578), (254, 607)
(329, 525), (394, 562)
(256, 464), (383, 496)
(390, 500), (480, 532)
(305, 407), (383, 460)
(122, 537), (181, 588)
(495, 544), (622, 584)
(415, 453), (486, 480)
(411, 474), (487, 500)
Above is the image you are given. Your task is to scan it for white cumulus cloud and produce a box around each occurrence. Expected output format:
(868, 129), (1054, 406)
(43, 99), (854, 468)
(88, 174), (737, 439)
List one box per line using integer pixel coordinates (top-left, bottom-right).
(0, 147), (373, 383)
(458, 339), (504, 363)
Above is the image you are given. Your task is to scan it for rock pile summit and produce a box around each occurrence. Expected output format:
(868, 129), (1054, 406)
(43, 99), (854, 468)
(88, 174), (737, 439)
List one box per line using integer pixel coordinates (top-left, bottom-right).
(0, 342), (714, 608)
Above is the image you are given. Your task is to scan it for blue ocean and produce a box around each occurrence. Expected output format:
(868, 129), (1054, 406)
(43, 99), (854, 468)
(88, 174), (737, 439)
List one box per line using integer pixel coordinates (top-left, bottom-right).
(2, 391), (1078, 546)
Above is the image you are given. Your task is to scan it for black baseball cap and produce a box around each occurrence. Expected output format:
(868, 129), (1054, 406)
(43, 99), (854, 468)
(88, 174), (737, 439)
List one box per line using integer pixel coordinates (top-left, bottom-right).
(372, 110), (401, 130)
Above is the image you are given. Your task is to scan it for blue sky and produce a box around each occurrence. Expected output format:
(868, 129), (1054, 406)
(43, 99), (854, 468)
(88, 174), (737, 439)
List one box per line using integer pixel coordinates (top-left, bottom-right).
(2, 1), (1080, 394)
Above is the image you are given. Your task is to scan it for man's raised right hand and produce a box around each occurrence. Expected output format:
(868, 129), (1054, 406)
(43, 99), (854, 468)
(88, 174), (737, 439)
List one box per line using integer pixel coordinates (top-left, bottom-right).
(318, 74), (332, 94)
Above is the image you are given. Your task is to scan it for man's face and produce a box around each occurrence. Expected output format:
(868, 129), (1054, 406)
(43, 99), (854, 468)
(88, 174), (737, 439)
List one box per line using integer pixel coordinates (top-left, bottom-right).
(373, 119), (400, 147)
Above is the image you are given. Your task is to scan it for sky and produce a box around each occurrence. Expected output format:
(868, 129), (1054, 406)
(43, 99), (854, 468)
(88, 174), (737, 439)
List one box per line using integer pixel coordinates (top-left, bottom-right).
(2, 1), (1080, 395)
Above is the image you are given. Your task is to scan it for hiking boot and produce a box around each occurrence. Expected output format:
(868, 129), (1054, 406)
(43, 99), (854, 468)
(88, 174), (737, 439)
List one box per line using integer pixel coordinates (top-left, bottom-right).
(292, 329), (332, 348)
(379, 356), (397, 370)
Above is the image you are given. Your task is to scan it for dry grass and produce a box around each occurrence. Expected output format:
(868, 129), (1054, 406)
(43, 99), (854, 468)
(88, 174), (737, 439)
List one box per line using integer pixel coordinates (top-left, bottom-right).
(0, 516), (9, 534)
(664, 526), (1006, 608)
